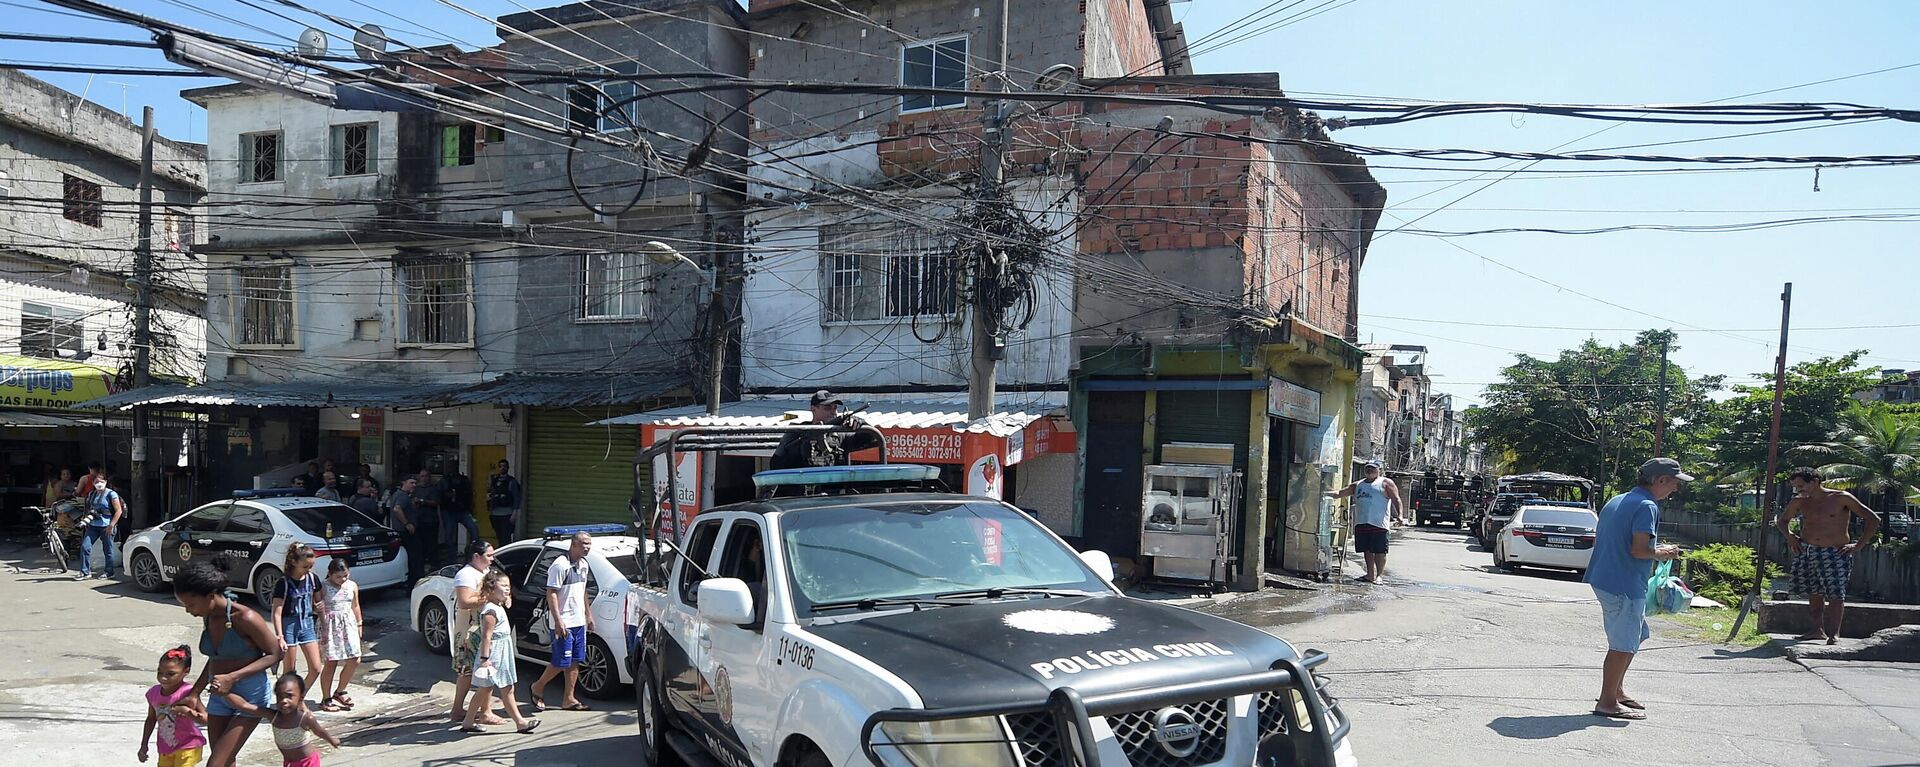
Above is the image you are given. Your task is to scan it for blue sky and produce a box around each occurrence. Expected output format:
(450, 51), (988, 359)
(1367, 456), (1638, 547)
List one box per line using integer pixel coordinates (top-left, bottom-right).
(6, 0), (1917, 404)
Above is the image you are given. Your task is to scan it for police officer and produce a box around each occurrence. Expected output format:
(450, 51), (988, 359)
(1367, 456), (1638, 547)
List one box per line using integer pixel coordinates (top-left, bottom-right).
(769, 390), (882, 470)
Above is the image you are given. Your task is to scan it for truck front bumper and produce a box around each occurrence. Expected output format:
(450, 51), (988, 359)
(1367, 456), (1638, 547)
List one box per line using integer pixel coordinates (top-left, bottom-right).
(861, 651), (1352, 767)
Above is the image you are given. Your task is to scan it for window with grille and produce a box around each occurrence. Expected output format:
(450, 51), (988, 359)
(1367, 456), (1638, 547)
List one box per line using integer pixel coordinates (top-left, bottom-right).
(19, 302), (84, 359)
(583, 251), (649, 319)
(241, 133), (281, 183)
(398, 256), (472, 345)
(900, 36), (968, 113)
(235, 266), (295, 347)
(330, 123), (376, 176)
(819, 224), (957, 323)
(62, 174), (103, 227)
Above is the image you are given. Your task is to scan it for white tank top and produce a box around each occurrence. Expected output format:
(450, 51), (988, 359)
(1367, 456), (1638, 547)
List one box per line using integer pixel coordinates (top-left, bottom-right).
(1352, 478), (1391, 528)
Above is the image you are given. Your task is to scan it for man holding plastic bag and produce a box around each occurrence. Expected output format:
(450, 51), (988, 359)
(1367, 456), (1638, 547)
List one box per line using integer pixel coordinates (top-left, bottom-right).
(1584, 458), (1689, 721)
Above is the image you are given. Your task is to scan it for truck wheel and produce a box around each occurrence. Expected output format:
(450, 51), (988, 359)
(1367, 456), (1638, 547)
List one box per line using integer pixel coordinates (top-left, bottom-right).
(782, 743), (831, 767)
(637, 666), (676, 766)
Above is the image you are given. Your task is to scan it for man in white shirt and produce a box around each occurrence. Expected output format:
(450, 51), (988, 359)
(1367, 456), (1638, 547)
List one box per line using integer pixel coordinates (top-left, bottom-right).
(531, 532), (595, 711)
(449, 540), (501, 723)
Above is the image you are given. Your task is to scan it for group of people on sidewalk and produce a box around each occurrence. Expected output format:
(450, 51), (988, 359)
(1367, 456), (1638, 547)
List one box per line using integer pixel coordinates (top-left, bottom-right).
(381, 460), (524, 585)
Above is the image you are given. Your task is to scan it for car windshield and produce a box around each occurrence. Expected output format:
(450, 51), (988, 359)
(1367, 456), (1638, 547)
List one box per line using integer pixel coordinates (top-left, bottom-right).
(602, 549), (644, 581)
(279, 504), (385, 537)
(781, 500), (1107, 612)
(1520, 508), (1597, 529)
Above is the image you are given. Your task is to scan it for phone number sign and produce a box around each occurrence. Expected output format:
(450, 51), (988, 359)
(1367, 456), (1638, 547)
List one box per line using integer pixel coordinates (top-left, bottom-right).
(885, 430), (965, 463)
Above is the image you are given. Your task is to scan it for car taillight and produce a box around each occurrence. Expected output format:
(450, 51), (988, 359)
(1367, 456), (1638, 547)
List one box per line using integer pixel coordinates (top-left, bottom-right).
(1513, 528), (1545, 538)
(314, 547), (355, 557)
(386, 538), (404, 551)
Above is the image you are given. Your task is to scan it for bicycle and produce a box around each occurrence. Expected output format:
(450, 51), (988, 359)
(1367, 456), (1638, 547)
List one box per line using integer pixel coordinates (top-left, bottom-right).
(31, 501), (89, 573)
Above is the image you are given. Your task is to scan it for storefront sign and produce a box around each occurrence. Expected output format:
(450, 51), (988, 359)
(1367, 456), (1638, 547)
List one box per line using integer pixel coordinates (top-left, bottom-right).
(885, 430), (966, 463)
(0, 354), (117, 410)
(358, 409), (385, 464)
(642, 427), (702, 542)
(1267, 378), (1321, 425)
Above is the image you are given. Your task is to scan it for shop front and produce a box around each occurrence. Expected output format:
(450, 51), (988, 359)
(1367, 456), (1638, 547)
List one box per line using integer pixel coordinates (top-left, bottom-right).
(596, 395), (1074, 544)
(2, 354), (128, 527)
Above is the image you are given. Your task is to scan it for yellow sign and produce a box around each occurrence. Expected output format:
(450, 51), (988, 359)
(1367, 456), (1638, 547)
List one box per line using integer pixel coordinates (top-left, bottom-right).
(0, 354), (119, 411)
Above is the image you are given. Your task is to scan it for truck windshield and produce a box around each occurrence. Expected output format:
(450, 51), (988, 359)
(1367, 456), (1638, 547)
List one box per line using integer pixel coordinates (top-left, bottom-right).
(781, 501), (1108, 613)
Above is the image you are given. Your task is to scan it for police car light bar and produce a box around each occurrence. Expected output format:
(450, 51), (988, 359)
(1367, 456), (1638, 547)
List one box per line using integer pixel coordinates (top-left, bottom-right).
(543, 523), (629, 538)
(232, 488), (306, 499)
(751, 464), (941, 489)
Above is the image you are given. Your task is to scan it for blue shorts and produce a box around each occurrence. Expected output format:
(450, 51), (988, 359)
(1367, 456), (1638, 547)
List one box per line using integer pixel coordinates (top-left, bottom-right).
(551, 625), (588, 668)
(1594, 586), (1650, 654)
(207, 671), (272, 718)
(283, 617), (318, 646)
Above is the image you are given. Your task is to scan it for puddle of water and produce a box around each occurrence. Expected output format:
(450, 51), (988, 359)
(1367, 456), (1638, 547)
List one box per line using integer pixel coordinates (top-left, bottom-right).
(1202, 589), (1378, 627)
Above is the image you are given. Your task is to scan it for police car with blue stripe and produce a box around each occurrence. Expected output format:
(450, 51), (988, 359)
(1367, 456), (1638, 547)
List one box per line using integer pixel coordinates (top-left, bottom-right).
(626, 426), (1357, 767)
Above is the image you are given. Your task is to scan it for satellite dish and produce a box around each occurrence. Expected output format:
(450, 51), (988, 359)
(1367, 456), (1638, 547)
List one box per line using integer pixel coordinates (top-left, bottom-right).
(351, 24), (389, 61)
(296, 28), (329, 59)
(1034, 63), (1079, 92)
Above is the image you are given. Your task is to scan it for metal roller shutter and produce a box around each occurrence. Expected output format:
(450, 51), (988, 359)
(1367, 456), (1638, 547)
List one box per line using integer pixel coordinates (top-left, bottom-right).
(524, 406), (647, 533)
(1155, 389), (1253, 469)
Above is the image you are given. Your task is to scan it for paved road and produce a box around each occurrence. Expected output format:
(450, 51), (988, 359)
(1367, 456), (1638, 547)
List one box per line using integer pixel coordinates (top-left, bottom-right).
(0, 540), (636, 767)
(8, 525), (1916, 767)
(1206, 525), (1920, 767)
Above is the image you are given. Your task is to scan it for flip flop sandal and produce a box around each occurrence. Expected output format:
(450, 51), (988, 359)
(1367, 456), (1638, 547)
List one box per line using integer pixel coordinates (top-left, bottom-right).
(459, 725), (486, 733)
(562, 703), (591, 712)
(519, 719), (542, 734)
(319, 700), (344, 713)
(530, 700), (548, 713)
(1592, 708), (1647, 721)
(1619, 697), (1645, 710)
(331, 693), (355, 711)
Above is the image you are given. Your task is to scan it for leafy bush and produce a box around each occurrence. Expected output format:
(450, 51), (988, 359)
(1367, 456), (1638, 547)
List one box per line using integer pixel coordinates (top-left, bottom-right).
(1681, 544), (1781, 606)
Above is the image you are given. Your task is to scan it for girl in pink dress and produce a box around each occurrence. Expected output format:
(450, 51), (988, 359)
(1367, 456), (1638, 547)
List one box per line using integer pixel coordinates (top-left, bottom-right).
(139, 646), (208, 766)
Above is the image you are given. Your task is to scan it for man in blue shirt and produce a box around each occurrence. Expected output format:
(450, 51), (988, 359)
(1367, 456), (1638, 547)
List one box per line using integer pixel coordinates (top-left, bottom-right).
(1585, 458), (1687, 720)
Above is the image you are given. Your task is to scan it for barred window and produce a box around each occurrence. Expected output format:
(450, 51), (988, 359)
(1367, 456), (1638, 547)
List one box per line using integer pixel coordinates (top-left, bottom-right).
(330, 123), (376, 176)
(62, 174), (103, 227)
(583, 251), (649, 319)
(241, 133), (281, 183)
(819, 224), (957, 323)
(235, 266), (295, 347)
(398, 256), (472, 345)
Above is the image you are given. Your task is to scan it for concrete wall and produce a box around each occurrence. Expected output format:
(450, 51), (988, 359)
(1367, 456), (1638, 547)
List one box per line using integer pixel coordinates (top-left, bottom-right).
(739, 181), (1074, 390)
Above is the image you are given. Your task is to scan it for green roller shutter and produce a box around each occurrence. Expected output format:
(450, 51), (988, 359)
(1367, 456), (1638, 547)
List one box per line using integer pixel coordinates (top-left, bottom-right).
(1155, 389), (1254, 469)
(524, 406), (647, 533)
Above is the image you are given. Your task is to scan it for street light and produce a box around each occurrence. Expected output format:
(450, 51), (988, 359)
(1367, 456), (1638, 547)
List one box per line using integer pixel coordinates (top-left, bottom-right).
(641, 241), (726, 416)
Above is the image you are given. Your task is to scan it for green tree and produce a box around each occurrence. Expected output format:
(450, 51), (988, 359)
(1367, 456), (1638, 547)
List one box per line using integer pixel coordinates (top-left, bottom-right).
(1466, 331), (1720, 492)
(1709, 352), (1878, 484)
(1791, 405), (1920, 512)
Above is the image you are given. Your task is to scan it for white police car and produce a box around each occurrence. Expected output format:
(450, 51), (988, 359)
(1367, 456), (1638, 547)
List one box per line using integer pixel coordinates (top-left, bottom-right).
(121, 488), (408, 603)
(408, 524), (649, 699)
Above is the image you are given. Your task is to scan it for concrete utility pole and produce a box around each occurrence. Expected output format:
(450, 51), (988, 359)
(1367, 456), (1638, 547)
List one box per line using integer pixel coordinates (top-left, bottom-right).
(1730, 282), (1792, 642)
(967, 0), (1011, 421)
(130, 106), (155, 526)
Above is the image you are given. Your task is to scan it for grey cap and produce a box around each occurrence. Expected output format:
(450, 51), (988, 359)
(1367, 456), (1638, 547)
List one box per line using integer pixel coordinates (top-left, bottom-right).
(1362, 460), (1381, 470)
(1637, 457), (1694, 483)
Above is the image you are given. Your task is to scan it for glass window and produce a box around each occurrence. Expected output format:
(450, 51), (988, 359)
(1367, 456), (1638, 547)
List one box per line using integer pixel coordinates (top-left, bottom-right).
(527, 547), (565, 594)
(1518, 508), (1597, 529)
(62, 174), (103, 227)
(677, 520), (722, 605)
(19, 302), (84, 359)
(279, 503), (382, 536)
(900, 37), (968, 112)
(494, 546), (542, 589)
(438, 123), (504, 167)
(582, 251), (650, 319)
(180, 507), (230, 533)
(781, 501), (1106, 612)
(717, 522), (765, 584)
(224, 508), (271, 535)
(818, 223), (956, 322)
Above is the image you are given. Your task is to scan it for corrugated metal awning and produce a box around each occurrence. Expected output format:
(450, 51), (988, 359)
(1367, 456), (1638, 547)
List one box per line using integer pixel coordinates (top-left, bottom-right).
(76, 380), (470, 410)
(447, 373), (683, 408)
(591, 392), (1066, 438)
(0, 409), (129, 428)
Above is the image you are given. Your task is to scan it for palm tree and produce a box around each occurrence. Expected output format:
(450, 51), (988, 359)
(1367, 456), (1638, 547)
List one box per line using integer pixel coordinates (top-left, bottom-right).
(1792, 406), (1920, 511)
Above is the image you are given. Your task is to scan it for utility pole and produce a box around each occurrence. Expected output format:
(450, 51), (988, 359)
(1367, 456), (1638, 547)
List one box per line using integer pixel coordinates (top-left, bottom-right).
(130, 106), (155, 526)
(967, 0), (1011, 421)
(1653, 335), (1670, 457)
(1729, 283), (1792, 641)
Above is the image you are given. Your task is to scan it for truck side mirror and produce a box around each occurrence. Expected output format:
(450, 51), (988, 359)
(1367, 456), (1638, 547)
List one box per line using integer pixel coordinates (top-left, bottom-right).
(697, 578), (756, 626)
(1078, 550), (1116, 582)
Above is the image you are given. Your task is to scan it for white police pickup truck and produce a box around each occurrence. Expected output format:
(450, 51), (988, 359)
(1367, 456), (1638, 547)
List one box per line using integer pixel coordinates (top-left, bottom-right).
(626, 461), (1355, 767)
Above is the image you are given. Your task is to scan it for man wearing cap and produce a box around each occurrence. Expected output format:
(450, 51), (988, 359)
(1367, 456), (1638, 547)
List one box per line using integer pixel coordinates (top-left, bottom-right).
(769, 390), (882, 470)
(1585, 457), (1688, 720)
(1326, 462), (1402, 583)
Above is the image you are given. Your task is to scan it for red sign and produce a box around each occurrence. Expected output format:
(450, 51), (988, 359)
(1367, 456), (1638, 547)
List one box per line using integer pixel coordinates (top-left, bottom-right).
(884, 429), (967, 463)
(974, 518), (1004, 565)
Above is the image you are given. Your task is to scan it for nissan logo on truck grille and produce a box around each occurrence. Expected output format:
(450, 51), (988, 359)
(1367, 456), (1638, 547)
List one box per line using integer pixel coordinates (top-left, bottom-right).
(1152, 706), (1203, 757)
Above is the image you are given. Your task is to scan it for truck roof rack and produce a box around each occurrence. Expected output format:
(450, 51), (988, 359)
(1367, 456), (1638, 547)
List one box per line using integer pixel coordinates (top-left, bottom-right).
(751, 464), (945, 497)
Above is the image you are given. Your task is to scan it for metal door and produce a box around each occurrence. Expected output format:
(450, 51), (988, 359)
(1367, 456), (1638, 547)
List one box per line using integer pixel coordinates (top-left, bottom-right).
(662, 519), (722, 721)
(220, 506), (276, 592)
(694, 519), (770, 763)
(519, 548), (566, 654)
(523, 408), (645, 533)
(1083, 392), (1146, 557)
(162, 505), (229, 579)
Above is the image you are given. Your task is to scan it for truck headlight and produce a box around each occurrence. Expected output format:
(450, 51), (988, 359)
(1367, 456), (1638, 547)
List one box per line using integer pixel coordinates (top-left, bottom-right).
(877, 716), (1018, 767)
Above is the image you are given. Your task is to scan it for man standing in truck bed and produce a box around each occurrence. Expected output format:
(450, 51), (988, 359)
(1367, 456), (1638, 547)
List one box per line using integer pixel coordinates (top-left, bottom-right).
(769, 390), (882, 470)
(1779, 467), (1881, 645)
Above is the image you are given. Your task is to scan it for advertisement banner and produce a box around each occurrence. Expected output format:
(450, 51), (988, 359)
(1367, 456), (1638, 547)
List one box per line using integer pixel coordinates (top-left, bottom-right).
(0, 354), (118, 410)
(1267, 377), (1321, 425)
(642, 426), (701, 543)
(358, 409), (385, 465)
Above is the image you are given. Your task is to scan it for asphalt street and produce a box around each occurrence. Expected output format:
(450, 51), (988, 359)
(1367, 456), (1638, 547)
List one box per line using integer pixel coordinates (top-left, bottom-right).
(4, 526), (1916, 766)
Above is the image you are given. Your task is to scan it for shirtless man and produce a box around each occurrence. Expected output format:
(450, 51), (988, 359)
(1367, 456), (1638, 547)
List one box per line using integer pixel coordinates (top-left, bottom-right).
(1777, 467), (1880, 644)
